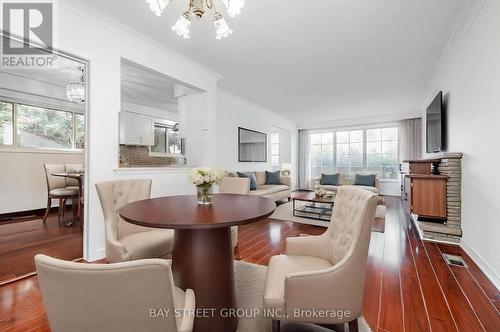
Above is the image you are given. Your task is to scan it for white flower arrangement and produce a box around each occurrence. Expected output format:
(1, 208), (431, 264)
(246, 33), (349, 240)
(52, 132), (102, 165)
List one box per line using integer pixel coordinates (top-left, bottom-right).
(188, 167), (223, 188)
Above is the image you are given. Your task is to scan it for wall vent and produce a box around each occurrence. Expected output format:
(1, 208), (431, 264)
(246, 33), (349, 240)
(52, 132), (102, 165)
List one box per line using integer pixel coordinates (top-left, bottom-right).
(443, 253), (468, 268)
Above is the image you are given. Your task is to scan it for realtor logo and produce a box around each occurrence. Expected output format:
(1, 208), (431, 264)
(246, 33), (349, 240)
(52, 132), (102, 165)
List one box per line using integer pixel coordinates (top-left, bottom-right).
(1, 1), (56, 68)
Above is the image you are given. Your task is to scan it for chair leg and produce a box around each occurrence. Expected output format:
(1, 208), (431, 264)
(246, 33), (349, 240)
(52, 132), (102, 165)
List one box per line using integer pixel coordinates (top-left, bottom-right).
(58, 198), (63, 224)
(43, 197), (51, 223)
(61, 198), (66, 217)
(288, 197), (291, 202)
(348, 318), (359, 332)
(272, 319), (280, 332)
(72, 196), (77, 224)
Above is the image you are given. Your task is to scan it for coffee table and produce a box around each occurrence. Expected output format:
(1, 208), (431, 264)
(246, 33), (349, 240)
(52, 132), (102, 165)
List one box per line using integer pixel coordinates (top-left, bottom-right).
(292, 191), (335, 221)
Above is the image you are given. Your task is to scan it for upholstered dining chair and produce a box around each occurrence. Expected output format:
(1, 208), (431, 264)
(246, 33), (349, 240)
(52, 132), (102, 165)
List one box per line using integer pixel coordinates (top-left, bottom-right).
(35, 254), (195, 332)
(263, 187), (379, 332)
(43, 164), (79, 223)
(219, 176), (251, 249)
(63, 164), (83, 186)
(96, 179), (174, 263)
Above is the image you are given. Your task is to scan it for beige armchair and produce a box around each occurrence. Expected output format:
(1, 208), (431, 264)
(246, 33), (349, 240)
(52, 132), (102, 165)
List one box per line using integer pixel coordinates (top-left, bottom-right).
(263, 187), (379, 332)
(96, 179), (174, 263)
(35, 254), (195, 332)
(219, 177), (251, 249)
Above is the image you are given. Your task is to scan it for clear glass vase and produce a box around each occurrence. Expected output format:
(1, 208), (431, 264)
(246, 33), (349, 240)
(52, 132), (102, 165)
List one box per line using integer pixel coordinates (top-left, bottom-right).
(196, 185), (214, 205)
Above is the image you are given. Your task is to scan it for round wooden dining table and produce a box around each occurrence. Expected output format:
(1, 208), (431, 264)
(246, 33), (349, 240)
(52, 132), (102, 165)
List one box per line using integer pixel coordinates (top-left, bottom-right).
(118, 194), (276, 332)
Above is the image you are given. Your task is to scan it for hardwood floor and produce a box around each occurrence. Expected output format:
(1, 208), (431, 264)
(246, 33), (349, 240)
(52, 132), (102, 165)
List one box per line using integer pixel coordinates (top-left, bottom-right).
(0, 197), (499, 331)
(0, 211), (83, 284)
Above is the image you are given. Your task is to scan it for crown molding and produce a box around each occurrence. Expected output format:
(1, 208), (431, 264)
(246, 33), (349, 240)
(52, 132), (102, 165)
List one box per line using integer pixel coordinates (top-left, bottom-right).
(298, 111), (421, 130)
(61, 0), (224, 81)
(419, 0), (487, 106)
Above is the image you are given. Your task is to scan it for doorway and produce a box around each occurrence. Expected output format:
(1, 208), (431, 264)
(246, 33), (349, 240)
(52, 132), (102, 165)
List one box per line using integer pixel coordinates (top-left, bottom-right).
(0, 38), (89, 285)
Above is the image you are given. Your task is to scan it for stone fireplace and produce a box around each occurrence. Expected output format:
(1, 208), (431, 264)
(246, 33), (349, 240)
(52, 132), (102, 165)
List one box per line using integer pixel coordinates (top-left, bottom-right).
(417, 152), (463, 242)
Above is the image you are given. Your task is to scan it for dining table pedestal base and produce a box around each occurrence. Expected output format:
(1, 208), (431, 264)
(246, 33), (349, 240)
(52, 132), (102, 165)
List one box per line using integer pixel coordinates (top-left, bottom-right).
(172, 227), (237, 332)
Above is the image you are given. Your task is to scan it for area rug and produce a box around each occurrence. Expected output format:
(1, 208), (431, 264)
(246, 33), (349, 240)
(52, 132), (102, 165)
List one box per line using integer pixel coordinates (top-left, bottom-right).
(270, 202), (386, 233)
(234, 260), (372, 332)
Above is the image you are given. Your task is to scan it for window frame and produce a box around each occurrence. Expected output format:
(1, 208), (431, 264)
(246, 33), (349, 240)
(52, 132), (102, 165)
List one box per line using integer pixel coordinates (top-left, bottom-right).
(149, 121), (184, 158)
(271, 132), (280, 171)
(365, 127), (399, 180)
(309, 125), (400, 181)
(0, 98), (85, 152)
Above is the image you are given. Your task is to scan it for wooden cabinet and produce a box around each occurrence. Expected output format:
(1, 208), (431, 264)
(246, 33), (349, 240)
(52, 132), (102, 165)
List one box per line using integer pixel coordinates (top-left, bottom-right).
(406, 175), (447, 220)
(119, 111), (154, 146)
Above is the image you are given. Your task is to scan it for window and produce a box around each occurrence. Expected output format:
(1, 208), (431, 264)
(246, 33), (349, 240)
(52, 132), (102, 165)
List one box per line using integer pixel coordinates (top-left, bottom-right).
(336, 130), (363, 176)
(75, 114), (85, 149)
(0, 101), (13, 145)
(0, 99), (84, 150)
(271, 132), (280, 170)
(309, 126), (399, 180)
(151, 123), (183, 155)
(310, 132), (334, 178)
(17, 104), (73, 149)
(366, 127), (398, 179)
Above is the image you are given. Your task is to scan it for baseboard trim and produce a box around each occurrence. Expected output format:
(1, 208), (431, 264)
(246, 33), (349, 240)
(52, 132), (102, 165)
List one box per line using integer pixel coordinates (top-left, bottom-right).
(459, 239), (500, 291)
(87, 247), (106, 262)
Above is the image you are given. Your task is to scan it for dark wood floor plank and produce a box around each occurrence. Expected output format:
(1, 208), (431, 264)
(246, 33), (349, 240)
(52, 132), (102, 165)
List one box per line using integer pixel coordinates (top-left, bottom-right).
(437, 243), (500, 312)
(1, 197), (499, 332)
(405, 215), (459, 332)
(0, 213), (83, 283)
(363, 257), (383, 330)
(424, 242), (485, 331)
(377, 199), (404, 332)
(436, 246), (500, 331)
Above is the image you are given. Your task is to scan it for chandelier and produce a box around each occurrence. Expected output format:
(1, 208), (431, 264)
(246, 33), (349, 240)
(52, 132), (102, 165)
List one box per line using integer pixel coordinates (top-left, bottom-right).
(66, 68), (85, 104)
(145, 0), (245, 39)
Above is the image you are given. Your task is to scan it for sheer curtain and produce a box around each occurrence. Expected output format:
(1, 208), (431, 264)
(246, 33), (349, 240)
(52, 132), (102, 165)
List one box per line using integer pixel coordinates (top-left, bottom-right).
(400, 118), (422, 161)
(298, 129), (311, 189)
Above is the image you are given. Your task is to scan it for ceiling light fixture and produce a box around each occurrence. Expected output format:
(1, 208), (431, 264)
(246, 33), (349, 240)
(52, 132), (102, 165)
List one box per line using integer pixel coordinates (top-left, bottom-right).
(66, 68), (85, 104)
(146, 0), (244, 39)
(146, 0), (171, 17)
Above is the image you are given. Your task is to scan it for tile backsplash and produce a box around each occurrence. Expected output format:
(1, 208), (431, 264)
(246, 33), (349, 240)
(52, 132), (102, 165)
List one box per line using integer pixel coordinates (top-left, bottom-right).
(119, 145), (186, 167)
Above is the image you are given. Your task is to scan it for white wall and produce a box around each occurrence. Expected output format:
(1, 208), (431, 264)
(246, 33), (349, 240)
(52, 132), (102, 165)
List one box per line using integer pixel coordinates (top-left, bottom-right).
(421, 0), (500, 284)
(0, 151), (84, 213)
(51, 1), (220, 260)
(216, 90), (298, 188)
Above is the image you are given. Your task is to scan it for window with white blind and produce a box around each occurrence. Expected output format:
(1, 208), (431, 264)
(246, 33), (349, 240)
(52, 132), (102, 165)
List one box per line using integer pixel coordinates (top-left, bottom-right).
(271, 132), (280, 170)
(310, 132), (334, 178)
(309, 127), (399, 180)
(366, 127), (399, 179)
(336, 130), (364, 176)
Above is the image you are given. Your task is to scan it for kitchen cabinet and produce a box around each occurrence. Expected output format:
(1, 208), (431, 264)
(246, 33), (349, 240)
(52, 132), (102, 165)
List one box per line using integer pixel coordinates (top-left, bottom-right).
(119, 111), (154, 146)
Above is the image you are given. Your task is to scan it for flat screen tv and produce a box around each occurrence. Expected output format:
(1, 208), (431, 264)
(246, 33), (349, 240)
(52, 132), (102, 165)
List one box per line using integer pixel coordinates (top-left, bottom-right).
(426, 91), (445, 153)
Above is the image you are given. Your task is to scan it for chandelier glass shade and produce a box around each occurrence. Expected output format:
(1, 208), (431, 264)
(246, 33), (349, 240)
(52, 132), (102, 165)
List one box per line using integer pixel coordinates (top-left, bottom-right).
(172, 12), (192, 39)
(146, 0), (171, 17)
(223, 0), (244, 17)
(214, 12), (232, 40)
(66, 68), (85, 104)
(146, 0), (244, 39)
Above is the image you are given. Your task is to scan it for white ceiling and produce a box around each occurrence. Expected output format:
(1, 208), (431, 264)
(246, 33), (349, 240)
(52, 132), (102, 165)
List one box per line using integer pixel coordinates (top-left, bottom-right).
(0, 55), (83, 88)
(79, 0), (468, 124)
(121, 60), (178, 110)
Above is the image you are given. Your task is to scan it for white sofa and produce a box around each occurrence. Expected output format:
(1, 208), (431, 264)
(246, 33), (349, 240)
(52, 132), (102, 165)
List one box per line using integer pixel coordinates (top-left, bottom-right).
(224, 171), (291, 202)
(311, 173), (380, 194)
